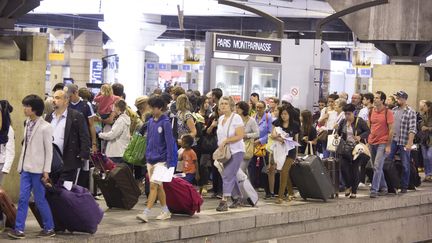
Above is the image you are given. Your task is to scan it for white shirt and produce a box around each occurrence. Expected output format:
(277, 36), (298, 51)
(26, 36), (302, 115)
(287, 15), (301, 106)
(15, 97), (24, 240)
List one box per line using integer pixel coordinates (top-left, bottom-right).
(0, 127), (15, 174)
(217, 113), (245, 154)
(51, 109), (68, 153)
(358, 107), (369, 121)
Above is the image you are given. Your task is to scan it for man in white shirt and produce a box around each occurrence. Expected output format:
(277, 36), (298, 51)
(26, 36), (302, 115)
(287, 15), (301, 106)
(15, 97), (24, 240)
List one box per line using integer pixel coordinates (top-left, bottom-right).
(358, 93), (374, 122)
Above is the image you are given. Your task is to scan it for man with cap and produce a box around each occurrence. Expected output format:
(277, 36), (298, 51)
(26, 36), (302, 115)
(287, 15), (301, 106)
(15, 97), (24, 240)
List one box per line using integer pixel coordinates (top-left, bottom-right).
(387, 90), (417, 193)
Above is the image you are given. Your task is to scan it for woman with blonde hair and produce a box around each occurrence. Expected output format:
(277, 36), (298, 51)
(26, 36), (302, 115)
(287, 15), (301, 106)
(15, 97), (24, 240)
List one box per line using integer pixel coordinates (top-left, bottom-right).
(215, 96), (245, 211)
(176, 94), (197, 145)
(94, 84), (120, 119)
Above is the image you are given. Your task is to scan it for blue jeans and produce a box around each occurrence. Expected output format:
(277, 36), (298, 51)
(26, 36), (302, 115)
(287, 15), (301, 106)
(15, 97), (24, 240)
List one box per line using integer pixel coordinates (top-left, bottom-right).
(370, 144), (388, 193)
(421, 145), (432, 176)
(16, 172), (54, 232)
(388, 141), (411, 189)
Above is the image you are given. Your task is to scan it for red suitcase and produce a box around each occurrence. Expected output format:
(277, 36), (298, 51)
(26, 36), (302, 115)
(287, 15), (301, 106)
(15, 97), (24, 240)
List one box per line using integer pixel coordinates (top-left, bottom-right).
(163, 178), (203, 216)
(0, 188), (16, 228)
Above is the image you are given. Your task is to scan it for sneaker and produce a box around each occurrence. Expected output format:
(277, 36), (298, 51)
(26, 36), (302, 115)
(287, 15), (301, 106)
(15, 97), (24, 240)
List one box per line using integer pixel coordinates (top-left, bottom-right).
(349, 194), (357, 199)
(275, 198), (284, 204)
(136, 213), (149, 223)
(370, 192), (378, 198)
(378, 191), (388, 196)
(400, 188), (408, 193)
(358, 183), (367, 190)
(229, 199), (241, 209)
(37, 229), (56, 238)
(156, 211), (171, 220)
(264, 194), (272, 200)
(216, 201), (228, 211)
(8, 230), (25, 239)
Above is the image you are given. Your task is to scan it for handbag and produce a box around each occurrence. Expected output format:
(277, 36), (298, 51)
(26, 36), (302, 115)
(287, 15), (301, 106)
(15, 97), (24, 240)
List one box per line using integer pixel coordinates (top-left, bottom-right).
(213, 114), (234, 164)
(254, 143), (267, 157)
(336, 118), (359, 160)
(326, 130), (340, 152)
(244, 139), (254, 161)
(337, 139), (356, 160)
(123, 133), (147, 166)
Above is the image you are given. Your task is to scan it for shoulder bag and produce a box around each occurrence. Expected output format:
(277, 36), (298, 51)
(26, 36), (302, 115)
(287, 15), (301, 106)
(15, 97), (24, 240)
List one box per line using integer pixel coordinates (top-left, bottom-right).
(213, 114), (234, 164)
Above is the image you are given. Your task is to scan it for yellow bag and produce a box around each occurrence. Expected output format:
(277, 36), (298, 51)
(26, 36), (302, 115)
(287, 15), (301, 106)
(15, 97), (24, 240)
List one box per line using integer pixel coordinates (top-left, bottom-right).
(254, 144), (267, 157)
(266, 136), (274, 152)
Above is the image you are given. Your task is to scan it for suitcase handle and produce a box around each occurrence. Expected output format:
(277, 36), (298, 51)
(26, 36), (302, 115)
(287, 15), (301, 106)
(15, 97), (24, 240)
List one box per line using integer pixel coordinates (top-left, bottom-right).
(90, 153), (107, 174)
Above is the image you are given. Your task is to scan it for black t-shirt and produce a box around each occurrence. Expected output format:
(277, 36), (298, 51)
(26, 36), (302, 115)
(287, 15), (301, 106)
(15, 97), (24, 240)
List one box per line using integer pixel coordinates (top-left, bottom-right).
(272, 120), (300, 159)
(299, 125), (317, 154)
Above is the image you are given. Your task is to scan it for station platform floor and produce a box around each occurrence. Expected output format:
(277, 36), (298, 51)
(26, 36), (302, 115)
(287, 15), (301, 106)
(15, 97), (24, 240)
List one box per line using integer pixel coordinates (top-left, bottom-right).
(1, 179), (432, 242)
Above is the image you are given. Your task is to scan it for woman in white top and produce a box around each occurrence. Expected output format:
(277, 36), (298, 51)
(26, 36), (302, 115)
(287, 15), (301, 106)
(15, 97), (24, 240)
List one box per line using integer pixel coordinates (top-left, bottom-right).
(216, 96), (245, 211)
(98, 99), (131, 164)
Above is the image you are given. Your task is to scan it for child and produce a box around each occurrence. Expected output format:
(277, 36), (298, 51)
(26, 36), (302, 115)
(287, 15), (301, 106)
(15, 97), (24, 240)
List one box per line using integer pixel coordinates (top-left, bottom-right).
(93, 84), (120, 119)
(136, 96), (174, 223)
(180, 135), (199, 184)
(8, 95), (55, 239)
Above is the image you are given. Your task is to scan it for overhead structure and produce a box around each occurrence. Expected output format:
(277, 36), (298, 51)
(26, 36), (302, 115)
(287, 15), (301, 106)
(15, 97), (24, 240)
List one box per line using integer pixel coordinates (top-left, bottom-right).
(0, 0), (41, 29)
(326, 0), (432, 63)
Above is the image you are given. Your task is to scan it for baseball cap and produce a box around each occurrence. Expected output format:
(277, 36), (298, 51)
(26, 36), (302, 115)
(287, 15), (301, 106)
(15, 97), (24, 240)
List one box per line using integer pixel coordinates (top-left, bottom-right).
(393, 91), (408, 100)
(64, 83), (78, 94)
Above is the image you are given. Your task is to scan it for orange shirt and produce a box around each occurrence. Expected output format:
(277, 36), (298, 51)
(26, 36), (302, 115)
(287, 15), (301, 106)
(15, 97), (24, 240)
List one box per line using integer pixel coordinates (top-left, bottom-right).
(368, 107), (394, 145)
(181, 149), (197, 174)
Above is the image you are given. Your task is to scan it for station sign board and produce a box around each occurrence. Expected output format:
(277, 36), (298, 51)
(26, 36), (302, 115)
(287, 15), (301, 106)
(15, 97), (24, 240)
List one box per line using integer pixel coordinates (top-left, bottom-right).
(213, 33), (281, 57)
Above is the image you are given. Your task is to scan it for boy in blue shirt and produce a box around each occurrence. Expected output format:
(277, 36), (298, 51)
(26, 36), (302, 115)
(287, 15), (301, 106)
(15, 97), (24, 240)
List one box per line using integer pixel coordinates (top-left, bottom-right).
(136, 96), (175, 223)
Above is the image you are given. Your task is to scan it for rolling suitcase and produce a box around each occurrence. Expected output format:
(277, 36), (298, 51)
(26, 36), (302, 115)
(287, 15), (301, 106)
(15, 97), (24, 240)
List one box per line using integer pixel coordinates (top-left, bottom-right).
(46, 184), (104, 234)
(0, 188), (16, 228)
(290, 155), (334, 202)
(236, 170), (258, 206)
(163, 178), (203, 216)
(93, 163), (141, 210)
(322, 157), (339, 198)
(383, 158), (400, 193)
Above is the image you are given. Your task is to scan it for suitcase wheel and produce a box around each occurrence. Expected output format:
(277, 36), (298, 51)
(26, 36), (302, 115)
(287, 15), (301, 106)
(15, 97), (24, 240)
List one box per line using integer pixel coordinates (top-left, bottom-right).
(322, 198), (328, 202)
(330, 194), (335, 199)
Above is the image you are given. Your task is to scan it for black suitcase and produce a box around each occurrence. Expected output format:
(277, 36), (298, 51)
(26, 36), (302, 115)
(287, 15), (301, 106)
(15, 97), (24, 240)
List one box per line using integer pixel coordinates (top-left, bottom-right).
(93, 163), (141, 210)
(383, 158), (400, 193)
(322, 157), (339, 198)
(290, 155), (334, 202)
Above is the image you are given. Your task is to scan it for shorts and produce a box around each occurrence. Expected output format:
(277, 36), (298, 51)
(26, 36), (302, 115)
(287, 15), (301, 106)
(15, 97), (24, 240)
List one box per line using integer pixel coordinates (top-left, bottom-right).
(147, 162), (166, 185)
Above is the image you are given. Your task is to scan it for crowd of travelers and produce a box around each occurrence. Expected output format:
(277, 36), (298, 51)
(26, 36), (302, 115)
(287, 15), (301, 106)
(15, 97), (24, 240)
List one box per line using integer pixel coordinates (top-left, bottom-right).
(0, 81), (431, 239)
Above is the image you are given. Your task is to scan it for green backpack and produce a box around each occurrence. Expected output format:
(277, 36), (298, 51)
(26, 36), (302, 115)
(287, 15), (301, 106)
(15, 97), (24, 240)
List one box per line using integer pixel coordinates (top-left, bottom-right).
(123, 133), (147, 166)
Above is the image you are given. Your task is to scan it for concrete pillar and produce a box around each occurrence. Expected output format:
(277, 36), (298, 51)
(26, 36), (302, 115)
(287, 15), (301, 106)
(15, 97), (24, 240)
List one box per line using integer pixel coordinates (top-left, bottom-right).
(69, 31), (104, 88)
(99, 0), (166, 105)
(0, 34), (48, 201)
(372, 65), (432, 110)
